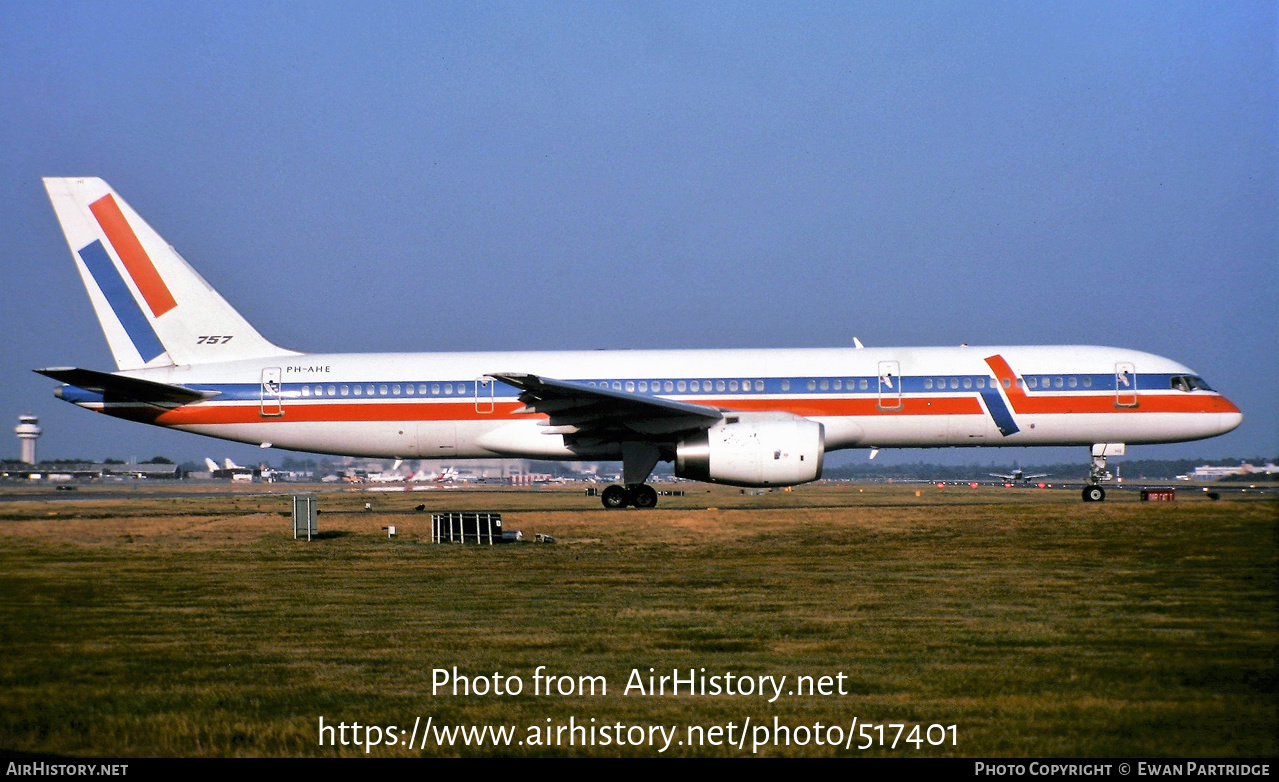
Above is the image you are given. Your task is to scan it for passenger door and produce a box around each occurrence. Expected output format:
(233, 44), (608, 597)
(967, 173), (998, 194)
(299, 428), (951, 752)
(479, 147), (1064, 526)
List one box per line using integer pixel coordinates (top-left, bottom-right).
(260, 367), (284, 417)
(1114, 362), (1137, 408)
(877, 360), (903, 411)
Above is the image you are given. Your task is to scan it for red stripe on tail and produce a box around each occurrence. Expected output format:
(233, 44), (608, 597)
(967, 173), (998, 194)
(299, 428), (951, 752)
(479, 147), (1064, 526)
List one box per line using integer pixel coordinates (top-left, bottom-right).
(89, 194), (177, 317)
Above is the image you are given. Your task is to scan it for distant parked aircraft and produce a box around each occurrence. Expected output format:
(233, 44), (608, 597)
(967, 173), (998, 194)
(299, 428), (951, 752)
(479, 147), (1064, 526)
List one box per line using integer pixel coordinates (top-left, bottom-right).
(203, 457), (254, 480)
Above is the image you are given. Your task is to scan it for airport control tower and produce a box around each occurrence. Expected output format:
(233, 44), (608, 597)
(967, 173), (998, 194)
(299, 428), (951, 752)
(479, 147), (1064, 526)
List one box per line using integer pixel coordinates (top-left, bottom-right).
(15, 414), (41, 464)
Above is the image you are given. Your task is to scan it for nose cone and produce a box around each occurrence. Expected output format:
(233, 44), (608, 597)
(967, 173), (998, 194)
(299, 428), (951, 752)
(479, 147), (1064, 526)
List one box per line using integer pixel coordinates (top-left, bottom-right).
(1220, 409), (1243, 435)
(1214, 393), (1243, 435)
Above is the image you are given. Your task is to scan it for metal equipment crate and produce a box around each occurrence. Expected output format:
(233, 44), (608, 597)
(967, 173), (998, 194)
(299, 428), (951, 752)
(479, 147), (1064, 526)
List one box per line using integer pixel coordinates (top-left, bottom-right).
(431, 511), (511, 544)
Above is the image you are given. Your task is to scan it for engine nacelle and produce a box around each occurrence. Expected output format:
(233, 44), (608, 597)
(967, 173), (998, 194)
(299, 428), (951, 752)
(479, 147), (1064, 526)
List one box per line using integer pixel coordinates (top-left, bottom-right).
(675, 412), (825, 487)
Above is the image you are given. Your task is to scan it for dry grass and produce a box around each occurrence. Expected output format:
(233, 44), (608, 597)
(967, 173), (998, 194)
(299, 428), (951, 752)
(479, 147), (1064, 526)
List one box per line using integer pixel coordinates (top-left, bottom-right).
(0, 483), (1274, 756)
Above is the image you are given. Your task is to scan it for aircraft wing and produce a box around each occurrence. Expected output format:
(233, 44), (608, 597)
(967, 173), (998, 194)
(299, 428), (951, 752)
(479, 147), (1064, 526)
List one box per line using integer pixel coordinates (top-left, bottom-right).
(34, 367), (219, 405)
(490, 372), (722, 437)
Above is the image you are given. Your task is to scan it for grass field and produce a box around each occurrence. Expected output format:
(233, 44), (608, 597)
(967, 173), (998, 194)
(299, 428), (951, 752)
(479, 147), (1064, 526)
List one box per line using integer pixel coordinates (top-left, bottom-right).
(0, 483), (1275, 757)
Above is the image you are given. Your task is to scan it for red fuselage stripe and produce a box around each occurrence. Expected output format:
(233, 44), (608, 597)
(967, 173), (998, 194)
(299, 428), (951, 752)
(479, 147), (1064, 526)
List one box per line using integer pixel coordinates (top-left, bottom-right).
(144, 393), (1233, 426)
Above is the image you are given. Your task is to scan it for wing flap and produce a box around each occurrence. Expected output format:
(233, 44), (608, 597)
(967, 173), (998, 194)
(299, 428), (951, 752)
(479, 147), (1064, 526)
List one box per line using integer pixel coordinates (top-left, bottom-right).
(491, 372), (721, 438)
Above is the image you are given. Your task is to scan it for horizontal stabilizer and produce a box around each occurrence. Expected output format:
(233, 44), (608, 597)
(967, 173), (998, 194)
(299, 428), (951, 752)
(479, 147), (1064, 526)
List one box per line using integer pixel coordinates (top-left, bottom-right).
(34, 367), (218, 404)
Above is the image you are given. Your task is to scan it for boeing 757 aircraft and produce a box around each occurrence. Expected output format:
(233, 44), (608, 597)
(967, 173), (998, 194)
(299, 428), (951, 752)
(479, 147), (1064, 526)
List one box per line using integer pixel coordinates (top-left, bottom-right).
(37, 178), (1242, 507)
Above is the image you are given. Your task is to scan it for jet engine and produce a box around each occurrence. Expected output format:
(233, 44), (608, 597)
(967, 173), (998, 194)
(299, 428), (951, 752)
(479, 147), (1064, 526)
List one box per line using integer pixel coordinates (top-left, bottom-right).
(675, 412), (824, 487)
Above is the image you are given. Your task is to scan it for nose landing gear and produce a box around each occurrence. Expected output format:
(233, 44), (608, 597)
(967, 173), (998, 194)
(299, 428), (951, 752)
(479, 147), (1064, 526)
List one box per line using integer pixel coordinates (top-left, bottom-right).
(1083, 443), (1124, 502)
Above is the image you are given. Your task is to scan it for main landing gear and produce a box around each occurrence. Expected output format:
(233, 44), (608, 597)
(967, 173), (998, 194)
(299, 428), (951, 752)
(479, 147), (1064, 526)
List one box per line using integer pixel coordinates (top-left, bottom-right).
(601, 484), (659, 509)
(1082, 443), (1124, 503)
(601, 442), (663, 509)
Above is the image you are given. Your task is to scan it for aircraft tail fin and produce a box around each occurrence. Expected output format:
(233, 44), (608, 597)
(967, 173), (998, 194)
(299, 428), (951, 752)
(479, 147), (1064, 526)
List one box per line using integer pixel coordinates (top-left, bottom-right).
(43, 177), (298, 370)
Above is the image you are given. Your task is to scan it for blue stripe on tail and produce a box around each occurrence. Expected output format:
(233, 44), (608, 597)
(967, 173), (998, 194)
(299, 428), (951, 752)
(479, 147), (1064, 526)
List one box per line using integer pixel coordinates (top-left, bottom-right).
(77, 240), (166, 362)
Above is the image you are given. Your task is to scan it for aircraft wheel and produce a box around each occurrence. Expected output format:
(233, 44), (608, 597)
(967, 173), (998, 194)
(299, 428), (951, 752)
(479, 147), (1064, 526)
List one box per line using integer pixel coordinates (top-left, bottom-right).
(631, 485), (658, 509)
(601, 485), (630, 509)
(1082, 485), (1106, 502)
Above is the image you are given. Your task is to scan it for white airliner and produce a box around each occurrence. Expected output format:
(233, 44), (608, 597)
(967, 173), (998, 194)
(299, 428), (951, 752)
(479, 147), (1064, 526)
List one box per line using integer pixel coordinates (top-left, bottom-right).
(989, 469), (1051, 485)
(37, 178), (1242, 507)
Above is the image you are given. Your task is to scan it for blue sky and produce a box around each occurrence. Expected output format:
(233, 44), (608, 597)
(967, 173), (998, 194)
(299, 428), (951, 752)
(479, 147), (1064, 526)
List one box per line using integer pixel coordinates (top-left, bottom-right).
(1, 2), (1275, 466)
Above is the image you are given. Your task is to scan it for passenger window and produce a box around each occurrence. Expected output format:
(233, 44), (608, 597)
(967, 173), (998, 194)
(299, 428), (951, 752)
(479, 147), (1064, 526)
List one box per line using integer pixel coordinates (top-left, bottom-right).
(444, 384), (453, 395)
(638, 381), (647, 392)
(340, 385), (349, 396)
(690, 380), (700, 392)
(781, 380), (790, 391)
(393, 384), (401, 395)
(755, 380), (764, 391)
(730, 380), (740, 392)
(925, 379), (934, 390)
(1017, 378), (1024, 388)
(404, 385), (413, 396)
(625, 381), (635, 392)
(431, 384), (440, 395)
(1054, 377), (1064, 388)
(807, 380), (816, 391)
(963, 378), (972, 389)
(1041, 376), (1050, 388)
(1068, 377), (1077, 388)
(302, 386), (311, 397)
(949, 378), (959, 390)
(1083, 377), (1092, 388)
(327, 385), (336, 396)
(611, 381), (621, 390)
(353, 385), (363, 396)
(1002, 378), (1011, 389)
(665, 381), (674, 392)
(677, 381), (687, 392)
(859, 379), (868, 391)
(819, 380), (829, 391)
(831, 380), (840, 391)
(1027, 377), (1037, 389)
(976, 378), (985, 389)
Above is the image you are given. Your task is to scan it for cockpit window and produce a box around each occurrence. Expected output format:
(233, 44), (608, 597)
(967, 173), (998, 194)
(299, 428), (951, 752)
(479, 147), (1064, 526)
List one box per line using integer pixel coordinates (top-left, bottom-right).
(1170, 375), (1214, 392)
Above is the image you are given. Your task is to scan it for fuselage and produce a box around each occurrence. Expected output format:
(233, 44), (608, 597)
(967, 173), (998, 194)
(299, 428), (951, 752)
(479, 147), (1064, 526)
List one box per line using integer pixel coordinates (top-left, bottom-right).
(57, 344), (1242, 461)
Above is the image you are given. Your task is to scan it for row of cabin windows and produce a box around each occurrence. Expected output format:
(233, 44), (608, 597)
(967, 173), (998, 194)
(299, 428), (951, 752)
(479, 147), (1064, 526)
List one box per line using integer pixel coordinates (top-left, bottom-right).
(294, 374), (1114, 400)
(1025, 376), (1092, 389)
(302, 383), (470, 398)
(587, 379), (767, 393)
(806, 378), (870, 391)
(923, 376), (1095, 391)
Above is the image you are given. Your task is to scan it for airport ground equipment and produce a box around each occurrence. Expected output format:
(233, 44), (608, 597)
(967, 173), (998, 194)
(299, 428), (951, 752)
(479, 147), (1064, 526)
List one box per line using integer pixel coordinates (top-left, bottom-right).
(292, 494), (317, 540)
(431, 512), (521, 544)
